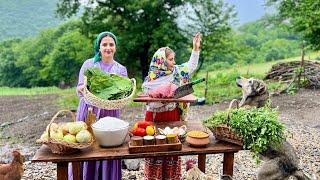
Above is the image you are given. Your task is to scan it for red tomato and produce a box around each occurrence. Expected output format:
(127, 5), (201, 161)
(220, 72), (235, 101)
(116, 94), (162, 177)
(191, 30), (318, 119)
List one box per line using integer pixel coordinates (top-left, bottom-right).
(131, 128), (146, 136)
(137, 121), (153, 129)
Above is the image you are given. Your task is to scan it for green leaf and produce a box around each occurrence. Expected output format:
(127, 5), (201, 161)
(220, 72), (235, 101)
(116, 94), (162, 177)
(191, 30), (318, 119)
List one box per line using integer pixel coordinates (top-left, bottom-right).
(85, 67), (132, 100)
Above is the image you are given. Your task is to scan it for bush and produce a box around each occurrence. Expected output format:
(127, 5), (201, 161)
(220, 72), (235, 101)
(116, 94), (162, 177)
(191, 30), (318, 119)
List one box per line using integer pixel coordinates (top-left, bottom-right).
(204, 62), (232, 71)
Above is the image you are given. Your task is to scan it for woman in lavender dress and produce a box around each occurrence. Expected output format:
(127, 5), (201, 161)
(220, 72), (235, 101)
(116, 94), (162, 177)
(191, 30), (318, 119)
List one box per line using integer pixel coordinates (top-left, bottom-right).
(69, 31), (127, 180)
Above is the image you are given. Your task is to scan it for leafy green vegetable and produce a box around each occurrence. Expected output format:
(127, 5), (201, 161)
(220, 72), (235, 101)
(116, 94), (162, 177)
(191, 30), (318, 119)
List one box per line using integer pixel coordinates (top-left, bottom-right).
(203, 105), (285, 158)
(84, 67), (132, 100)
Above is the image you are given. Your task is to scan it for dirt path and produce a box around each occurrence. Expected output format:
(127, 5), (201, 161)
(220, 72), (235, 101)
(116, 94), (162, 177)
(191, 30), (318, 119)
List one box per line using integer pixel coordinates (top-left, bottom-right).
(0, 95), (60, 145)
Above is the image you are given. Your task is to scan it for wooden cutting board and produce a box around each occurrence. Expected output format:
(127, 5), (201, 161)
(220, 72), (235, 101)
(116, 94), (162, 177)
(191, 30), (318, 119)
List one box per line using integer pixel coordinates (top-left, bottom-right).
(133, 94), (197, 103)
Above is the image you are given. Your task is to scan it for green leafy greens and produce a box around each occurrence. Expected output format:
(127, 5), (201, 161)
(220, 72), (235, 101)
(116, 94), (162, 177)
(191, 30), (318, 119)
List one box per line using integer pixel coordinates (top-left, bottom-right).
(84, 67), (132, 100)
(203, 106), (285, 158)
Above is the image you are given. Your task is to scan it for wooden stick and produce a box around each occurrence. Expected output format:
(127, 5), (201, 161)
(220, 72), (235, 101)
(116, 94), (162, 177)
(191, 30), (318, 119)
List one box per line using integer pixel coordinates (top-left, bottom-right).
(198, 154), (206, 173)
(57, 162), (68, 180)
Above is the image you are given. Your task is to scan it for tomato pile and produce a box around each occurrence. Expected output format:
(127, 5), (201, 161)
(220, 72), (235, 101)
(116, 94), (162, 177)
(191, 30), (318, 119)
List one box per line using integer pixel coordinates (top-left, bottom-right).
(130, 121), (154, 136)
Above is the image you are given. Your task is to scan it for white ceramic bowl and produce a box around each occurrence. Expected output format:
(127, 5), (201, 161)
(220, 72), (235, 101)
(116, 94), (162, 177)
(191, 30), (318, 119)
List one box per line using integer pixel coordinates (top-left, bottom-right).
(92, 116), (129, 147)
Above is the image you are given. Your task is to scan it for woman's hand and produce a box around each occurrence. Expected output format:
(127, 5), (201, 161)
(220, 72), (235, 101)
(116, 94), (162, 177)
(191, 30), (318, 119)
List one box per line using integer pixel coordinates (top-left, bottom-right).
(192, 32), (201, 51)
(76, 85), (85, 95)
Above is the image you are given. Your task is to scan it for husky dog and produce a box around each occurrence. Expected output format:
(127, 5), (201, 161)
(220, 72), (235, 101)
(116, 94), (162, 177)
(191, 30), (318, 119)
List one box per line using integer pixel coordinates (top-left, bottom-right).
(236, 76), (269, 108)
(236, 77), (310, 180)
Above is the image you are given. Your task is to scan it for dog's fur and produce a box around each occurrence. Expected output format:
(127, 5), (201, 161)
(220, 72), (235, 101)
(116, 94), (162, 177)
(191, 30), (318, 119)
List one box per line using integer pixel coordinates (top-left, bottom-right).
(236, 76), (269, 108)
(236, 76), (310, 180)
(258, 141), (310, 180)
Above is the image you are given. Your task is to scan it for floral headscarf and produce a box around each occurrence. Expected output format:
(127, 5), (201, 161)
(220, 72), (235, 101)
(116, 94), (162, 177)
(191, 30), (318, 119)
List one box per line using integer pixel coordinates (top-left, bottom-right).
(145, 47), (190, 86)
(93, 31), (118, 63)
(144, 47), (192, 121)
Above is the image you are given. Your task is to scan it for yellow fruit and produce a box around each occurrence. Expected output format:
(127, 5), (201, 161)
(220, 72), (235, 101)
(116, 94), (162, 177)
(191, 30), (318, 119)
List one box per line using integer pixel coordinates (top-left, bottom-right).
(68, 122), (87, 135)
(46, 123), (59, 132)
(61, 122), (71, 135)
(77, 121), (88, 130)
(76, 130), (92, 143)
(63, 134), (77, 143)
(146, 126), (155, 136)
(51, 130), (64, 141)
(40, 131), (48, 141)
(133, 122), (139, 129)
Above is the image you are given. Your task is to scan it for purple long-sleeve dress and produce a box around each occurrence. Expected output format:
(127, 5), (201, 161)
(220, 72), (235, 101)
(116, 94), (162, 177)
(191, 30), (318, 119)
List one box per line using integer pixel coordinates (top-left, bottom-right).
(68, 58), (128, 180)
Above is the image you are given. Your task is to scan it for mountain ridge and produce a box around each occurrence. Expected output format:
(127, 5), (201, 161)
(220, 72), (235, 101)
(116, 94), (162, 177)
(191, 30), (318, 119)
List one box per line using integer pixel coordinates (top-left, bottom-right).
(0, 0), (61, 41)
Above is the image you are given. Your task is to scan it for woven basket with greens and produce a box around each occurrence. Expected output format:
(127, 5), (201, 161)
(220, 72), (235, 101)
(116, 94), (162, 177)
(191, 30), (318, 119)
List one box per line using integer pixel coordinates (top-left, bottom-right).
(203, 100), (285, 157)
(82, 67), (136, 110)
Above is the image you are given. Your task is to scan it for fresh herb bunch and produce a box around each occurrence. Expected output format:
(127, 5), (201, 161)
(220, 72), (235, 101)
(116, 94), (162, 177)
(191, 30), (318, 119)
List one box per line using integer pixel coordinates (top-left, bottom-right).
(84, 67), (133, 100)
(203, 106), (285, 158)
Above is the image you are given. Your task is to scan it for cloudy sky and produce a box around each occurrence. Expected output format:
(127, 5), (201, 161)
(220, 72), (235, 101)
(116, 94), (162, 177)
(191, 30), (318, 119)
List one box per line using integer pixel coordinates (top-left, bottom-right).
(225, 0), (274, 24)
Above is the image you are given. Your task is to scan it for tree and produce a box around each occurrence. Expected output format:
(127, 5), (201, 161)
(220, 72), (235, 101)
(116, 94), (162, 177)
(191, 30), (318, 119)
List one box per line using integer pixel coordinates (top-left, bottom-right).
(237, 16), (301, 63)
(181, 0), (237, 69)
(13, 30), (56, 87)
(266, 0), (320, 49)
(56, 0), (189, 79)
(0, 39), (26, 87)
(40, 30), (92, 86)
(0, 19), (88, 87)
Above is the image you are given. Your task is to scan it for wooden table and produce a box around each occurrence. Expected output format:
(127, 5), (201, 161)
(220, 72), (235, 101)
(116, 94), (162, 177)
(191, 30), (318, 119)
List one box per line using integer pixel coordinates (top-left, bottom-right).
(32, 122), (242, 180)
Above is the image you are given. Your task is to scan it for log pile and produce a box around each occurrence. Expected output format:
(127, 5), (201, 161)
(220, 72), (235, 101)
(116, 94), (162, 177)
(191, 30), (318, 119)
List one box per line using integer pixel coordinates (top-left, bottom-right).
(265, 60), (320, 88)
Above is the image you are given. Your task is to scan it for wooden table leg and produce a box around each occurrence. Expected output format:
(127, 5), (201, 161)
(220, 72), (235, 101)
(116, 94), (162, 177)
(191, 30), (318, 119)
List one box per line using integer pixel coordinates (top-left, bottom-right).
(57, 162), (68, 180)
(72, 162), (81, 180)
(198, 154), (206, 173)
(223, 152), (234, 176)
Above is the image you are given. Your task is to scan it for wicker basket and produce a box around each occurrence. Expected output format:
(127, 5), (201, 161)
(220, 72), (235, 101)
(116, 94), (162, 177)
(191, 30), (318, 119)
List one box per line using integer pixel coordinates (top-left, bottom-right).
(39, 109), (95, 155)
(83, 76), (136, 110)
(209, 125), (243, 146)
(209, 99), (243, 146)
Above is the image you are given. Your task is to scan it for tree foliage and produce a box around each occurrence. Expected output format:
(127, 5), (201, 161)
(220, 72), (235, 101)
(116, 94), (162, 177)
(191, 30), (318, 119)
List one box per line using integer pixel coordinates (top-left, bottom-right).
(236, 16), (301, 63)
(0, 20), (90, 87)
(266, 0), (320, 49)
(181, 0), (237, 70)
(40, 30), (92, 86)
(0, 1), (305, 87)
(0, 39), (25, 87)
(56, 0), (189, 79)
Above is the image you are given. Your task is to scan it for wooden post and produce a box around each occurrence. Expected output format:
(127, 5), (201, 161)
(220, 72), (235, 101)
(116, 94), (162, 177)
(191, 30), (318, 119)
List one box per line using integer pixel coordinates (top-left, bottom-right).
(57, 162), (68, 180)
(72, 162), (81, 180)
(298, 41), (305, 89)
(223, 152), (234, 176)
(204, 71), (209, 99)
(198, 154), (206, 173)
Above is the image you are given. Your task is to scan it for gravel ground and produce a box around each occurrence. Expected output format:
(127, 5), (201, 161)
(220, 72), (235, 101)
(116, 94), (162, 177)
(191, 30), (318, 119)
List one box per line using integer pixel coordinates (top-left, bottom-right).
(0, 89), (319, 179)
